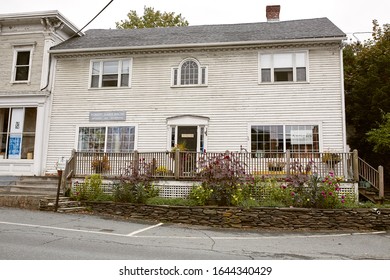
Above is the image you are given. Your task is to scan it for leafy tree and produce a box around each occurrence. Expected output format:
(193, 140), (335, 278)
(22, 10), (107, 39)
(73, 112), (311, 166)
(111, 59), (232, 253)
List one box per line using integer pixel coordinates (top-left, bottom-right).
(344, 20), (390, 183)
(116, 6), (189, 29)
(367, 113), (390, 153)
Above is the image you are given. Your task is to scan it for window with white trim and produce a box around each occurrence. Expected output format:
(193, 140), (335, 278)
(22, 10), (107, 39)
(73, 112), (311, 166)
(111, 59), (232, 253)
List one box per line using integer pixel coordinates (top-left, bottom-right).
(0, 107), (37, 159)
(172, 58), (207, 86)
(90, 59), (131, 88)
(251, 125), (319, 156)
(12, 47), (33, 82)
(78, 126), (135, 152)
(259, 52), (308, 83)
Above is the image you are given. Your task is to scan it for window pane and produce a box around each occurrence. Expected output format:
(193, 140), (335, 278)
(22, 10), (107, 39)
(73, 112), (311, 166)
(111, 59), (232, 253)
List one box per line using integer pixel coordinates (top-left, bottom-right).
(106, 126), (135, 152)
(251, 125), (283, 157)
(173, 69), (178, 85)
(16, 51), (30, 65)
(297, 67), (306, 81)
(274, 68), (293, 81)
(23, 108), (37, 133)
(286, 125), (319, 154)
(102, 74), (118, 87)
(15, 66), (29, 81)
(201, 67), (206, 84)
(0, 109), (9, 158)
(273, 53), (293, 68)
(296, 53), (306, 67)
(91, 75), (99, 88)
(181, 60), (199, 85)
(121, 61), (130, 74)
(92, 62), (100, 75)
(78, 127), (106, 152)
(261, 69), (271, 82)
(121, 74), (129, 87)
(103, 61), (118, 74)
(260, 54), (272, 68)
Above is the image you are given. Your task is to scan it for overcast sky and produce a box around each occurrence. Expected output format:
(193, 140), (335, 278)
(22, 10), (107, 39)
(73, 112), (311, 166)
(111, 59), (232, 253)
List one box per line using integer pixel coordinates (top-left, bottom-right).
(2, 0), (389, 42)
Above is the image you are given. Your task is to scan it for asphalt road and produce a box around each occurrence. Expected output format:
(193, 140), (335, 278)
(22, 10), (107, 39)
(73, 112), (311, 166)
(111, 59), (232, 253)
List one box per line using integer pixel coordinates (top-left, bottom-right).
(0, 207), (389, 260)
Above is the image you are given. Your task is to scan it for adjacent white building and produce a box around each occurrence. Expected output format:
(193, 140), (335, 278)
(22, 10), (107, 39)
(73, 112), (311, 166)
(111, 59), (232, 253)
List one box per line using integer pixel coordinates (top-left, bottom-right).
(0, 11), (79, 175)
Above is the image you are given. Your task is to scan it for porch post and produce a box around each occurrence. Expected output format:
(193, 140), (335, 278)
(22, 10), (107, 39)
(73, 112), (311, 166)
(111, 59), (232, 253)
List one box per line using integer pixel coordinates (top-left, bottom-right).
(286, 149), (291, 176)
(174, 150), (180, 179)
(378, 165), (384, 199)
(352, 149), (359, 182)
(133, 150), (139, 176)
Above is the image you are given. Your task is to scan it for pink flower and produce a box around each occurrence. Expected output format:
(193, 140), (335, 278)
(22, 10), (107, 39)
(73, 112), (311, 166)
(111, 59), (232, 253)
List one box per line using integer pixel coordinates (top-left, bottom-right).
(291, 192), (295, 196)
(329, 192), (333, 196)
(341, 195), (345, 199)
(341, 199), (345, 203)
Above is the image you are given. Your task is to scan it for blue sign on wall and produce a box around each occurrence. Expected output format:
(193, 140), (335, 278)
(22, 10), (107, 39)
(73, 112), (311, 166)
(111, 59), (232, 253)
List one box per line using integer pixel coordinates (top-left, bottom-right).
(8, 135), (22, 159)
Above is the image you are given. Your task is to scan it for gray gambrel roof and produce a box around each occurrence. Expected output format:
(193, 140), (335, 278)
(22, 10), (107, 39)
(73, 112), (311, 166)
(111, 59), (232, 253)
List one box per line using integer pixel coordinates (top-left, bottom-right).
(51, 17), (345, 52)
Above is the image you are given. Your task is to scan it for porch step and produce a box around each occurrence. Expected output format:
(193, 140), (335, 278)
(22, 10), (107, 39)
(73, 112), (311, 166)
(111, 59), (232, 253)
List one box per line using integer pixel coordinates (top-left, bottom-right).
(0, 176), (59, 195)
(359, 188), (384, 204)
(39, 196), (86, 212)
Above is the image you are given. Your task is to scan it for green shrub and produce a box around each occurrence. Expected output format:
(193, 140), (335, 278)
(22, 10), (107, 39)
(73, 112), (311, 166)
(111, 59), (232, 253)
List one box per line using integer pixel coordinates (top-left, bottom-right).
(114, 160), (159, 203)
(71, 174), (109, 201)
(198, 152), (253, 206)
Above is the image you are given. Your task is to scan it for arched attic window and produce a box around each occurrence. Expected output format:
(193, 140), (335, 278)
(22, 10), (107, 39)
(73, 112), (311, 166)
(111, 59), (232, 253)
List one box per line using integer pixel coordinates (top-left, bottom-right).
(172, 58), (208, 86)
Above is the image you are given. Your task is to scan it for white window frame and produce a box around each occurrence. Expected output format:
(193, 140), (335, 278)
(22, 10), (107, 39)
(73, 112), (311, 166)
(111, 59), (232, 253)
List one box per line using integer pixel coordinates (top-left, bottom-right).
(258, 51), (309, 84)
(171, 58), (208, 87)
(11, 46), (34, 83)
(76, 124), (138, 152)
(89, 58), (132, 89)
(248, 123), (322, 154)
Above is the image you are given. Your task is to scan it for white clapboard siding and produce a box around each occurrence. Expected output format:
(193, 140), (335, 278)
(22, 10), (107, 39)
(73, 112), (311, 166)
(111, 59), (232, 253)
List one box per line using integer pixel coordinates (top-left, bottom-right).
(45, 43), (344, 173)
(0, 33), (45, 91)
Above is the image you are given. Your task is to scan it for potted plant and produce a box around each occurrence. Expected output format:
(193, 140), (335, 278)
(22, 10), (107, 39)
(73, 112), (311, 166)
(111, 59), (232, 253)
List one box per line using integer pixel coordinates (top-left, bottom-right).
(91, 155), (110, 174)
(268, 161), (286, 172)
(322, 152), (341, 167)
(170, 142), (187, 158)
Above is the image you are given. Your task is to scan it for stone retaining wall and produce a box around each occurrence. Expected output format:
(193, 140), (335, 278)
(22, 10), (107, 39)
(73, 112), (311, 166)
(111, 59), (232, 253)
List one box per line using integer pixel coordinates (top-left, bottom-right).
(83, 202), (390, 231)
(0, 195), (42, 210)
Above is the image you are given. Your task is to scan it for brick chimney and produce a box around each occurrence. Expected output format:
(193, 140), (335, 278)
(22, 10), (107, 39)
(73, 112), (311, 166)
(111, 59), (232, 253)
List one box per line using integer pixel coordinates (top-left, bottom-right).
(266, 5), (280, 22)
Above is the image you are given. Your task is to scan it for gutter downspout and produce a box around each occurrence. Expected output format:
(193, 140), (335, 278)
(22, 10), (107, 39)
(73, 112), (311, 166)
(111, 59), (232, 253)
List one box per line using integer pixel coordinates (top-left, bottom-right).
(340, 45), (348, 153)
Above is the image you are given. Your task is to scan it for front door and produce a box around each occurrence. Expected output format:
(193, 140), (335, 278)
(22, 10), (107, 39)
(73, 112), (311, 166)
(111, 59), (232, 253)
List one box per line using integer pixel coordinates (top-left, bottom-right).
(177, 126), (197, 151)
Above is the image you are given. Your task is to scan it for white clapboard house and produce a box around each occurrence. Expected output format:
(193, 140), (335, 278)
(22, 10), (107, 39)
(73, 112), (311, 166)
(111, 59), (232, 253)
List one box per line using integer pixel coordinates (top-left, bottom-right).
(44, 5), (352, 184)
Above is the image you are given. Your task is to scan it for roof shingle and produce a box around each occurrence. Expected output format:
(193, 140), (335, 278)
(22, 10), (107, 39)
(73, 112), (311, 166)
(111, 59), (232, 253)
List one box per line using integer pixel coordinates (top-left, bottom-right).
(51, 17), (345, 51)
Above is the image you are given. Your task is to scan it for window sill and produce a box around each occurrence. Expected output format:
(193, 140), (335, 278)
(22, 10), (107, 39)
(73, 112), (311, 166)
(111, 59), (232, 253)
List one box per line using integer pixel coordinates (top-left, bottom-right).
(88, 86), (132, 90)
(11, 81), (30, 85)
(171, 84), (208, 88)
(258, 81), (310, 85)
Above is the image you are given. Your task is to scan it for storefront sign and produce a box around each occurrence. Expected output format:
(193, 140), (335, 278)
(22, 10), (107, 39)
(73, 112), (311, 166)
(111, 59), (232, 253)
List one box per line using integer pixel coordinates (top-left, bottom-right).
(8, 135), (22, 159)
(291, 130), (313, 145)
(89, 111), (126, 122)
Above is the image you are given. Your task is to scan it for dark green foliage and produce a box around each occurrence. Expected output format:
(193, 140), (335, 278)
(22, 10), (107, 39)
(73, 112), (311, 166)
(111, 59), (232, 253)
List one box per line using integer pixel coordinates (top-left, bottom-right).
(344, 20), (390, 182)
(116, 6), (188, 29)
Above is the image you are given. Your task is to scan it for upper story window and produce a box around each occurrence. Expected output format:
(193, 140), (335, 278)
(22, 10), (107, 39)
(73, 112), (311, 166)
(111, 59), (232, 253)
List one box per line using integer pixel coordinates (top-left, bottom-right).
(12, 47), (33, 83)
(90, 59), (132, 88)
(172, 58), (207, 87)
(259, 52), (308, 83)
